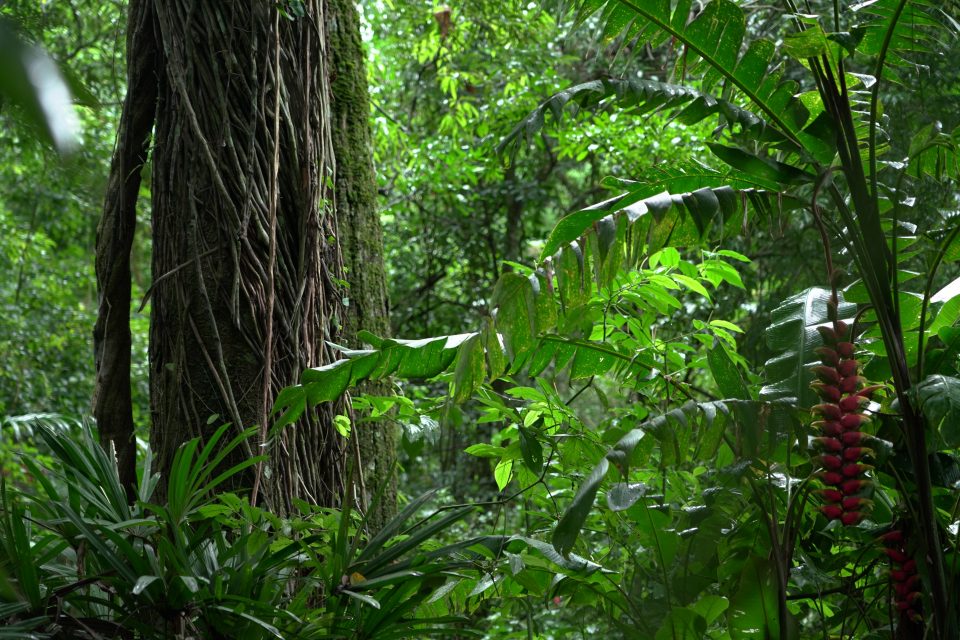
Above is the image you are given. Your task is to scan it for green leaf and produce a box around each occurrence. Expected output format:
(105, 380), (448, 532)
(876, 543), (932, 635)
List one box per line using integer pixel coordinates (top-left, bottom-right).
(728, 557), (783, 639)
(508, 536), (607, 574)
(673, 274), (712, 301)
(708, 344), (749, 400)
(494, 459), (514, 491)
(517, 425), (544, 474)
(761, 287), (857, 408)
(914, 375), (960, 448)
(464, 444), (505, 458)
(540, 186), (747, 263)
(707, 143), (812, 186)
(0, 19), (79, 153)
(655, 607), (707, 640)
(691, 595), (730, 625)
(491, 273), (538, 362)
(452, 334), (485, 402)
(606, 482), (649, 512)
(553, 458), (609, 557)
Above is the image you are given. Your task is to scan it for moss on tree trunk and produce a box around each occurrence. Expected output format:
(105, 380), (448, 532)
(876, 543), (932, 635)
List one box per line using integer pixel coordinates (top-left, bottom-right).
(328, 0), (397, 530)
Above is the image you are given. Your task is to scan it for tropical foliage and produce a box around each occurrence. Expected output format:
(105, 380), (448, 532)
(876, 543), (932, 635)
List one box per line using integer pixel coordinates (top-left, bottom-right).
(2, 0), (959, 639)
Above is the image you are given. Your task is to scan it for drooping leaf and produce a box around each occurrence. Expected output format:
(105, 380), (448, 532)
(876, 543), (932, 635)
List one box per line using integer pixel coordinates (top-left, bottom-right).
(552, 457), (609, 557)
(527, 0), (842, 160)
(708, 344), (750, 400)
(552, 399), (793, 555)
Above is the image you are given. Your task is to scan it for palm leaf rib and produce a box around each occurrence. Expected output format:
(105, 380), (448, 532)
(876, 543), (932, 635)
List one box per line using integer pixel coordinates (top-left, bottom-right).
(572, 0), (805, 144)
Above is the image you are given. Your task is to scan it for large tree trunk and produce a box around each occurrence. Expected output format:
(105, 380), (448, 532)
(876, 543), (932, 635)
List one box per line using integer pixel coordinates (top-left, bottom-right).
(148, 0), (348, 512)
(95, 0), (393, 515)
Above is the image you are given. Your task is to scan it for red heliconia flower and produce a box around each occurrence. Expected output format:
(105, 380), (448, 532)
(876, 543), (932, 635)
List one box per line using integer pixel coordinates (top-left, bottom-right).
(815, 346), (840, 366)
(812, 365), (841, 384)
(839, 394), (869, 413)
(820, 471), (845, 486)
(820, 504), (843, 519)
(881, 530), (904, 544)
(811, 315), (873, 525)
(813, 383), (842, 403)
(840, 431), (867, 446)
(813, 437), (843, 453)
(840, 511), (862, 526)
(821, 421), (843, 437)
(818, 488), (843, 502)
(842, 447), (873, 462)
(890, 568), (910, 582)
(842, 462), (872, 477)
(838, 359), (858, 377)
(840, 413), (869, 430)
(836, 341), (855, 358)
(817, 325), (840, 344)
(840, 479), (868, 495)
(883, 547), (909, 564)
(814, 403), (843, 420)
(819, 455), (843, 470)
(841, 496), (870, 511)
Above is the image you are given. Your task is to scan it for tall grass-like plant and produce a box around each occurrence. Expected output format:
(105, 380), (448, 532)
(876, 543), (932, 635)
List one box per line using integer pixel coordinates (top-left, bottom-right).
(0, 423), (501, 639)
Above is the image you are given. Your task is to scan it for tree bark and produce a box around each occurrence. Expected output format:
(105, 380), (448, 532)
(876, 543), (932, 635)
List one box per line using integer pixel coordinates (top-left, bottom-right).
(147, 0), (348, 512)
(96, 0), (393, 517)
(327, 0), (397, 530)
(92, 0), (157, 500)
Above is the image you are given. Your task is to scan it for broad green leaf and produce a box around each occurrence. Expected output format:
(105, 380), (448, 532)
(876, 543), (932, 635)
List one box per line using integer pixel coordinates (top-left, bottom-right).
(452, 334), (485, 402)
(494, 459), (514, 491)
(707, 143), (812, 186)
(708, 344), (749, 400)
(914, 375), (960, 448)
(761, 287), (857, 408)
(508, 536), (606, 574)
(655, 607), (707, 640)
(691, 595), (730, 625)
(553, 458), (609, 556)
(0, 19), (79, 153)
(539, 186), (750, 263)
(517, 425), (544, 473)
(464, 444), (504, 458)
(606, 482), (649, 512)
(728, 557), (782, 639)
(491, 272), (538, 362)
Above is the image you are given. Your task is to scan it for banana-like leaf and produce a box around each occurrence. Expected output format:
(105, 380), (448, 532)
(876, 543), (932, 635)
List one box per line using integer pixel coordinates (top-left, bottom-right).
(538, 183), (801, 265)
(760, 287), (858, 409)
(272, 321), (655, 426)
